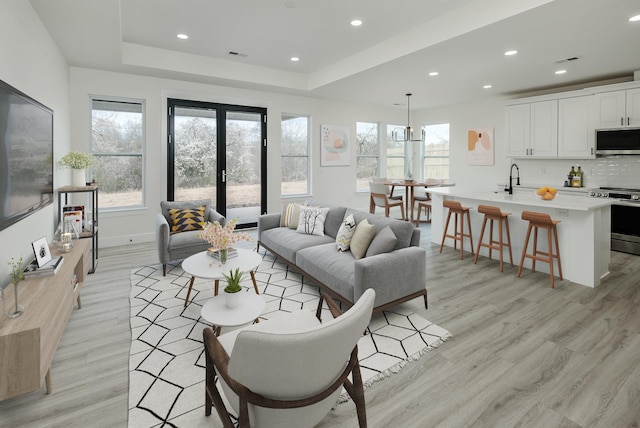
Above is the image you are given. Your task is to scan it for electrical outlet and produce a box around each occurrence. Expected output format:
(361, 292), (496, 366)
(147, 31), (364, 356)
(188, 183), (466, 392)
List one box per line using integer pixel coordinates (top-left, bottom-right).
(541, 166), (546, 174)
(555, 208), (568, 217)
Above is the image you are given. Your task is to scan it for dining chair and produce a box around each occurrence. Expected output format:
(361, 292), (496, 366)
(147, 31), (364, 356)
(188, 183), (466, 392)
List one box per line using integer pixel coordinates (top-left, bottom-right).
(412, 179), (441, 225)
(369, 181), (406, 220)
(372, 177), (402, 201)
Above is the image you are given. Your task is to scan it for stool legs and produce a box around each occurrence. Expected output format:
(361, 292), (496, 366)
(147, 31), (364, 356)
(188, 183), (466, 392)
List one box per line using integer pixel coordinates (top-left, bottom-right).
(473, 214), (513, 272)
(439, 202), (473, 260)
(517, 214), (563, 288)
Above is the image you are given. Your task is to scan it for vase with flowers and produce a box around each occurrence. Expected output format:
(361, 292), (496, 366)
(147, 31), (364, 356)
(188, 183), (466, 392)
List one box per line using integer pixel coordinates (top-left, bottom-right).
(199, 218), (252, 264)
(58, 151), (96, 187)
(7, 257), (25, 318)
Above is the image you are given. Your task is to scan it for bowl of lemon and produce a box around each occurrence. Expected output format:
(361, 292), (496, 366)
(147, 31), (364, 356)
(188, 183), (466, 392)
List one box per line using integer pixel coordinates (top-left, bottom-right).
(535, 186), (557, 201)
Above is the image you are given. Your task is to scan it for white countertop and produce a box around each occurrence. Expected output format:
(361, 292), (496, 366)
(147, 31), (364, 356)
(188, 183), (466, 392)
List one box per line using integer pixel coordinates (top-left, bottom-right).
(429, 187), (613, 211)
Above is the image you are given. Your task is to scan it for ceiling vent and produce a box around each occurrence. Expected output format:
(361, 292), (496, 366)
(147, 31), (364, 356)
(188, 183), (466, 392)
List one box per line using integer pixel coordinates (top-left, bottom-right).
(228, 51), (248, 58)
(554, 56), (583, 64)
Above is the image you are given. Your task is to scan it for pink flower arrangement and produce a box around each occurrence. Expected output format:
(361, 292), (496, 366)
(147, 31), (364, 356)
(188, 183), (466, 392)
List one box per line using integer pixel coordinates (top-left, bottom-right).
(199, 218), (252, 250)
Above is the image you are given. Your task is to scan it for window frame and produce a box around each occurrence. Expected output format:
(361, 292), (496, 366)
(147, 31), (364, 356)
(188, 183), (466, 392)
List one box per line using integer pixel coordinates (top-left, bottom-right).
(280, 113), (311, 198)
(422, 123), (450, 180)
(356, 121), (380, 192)
(386, 124), (406, 179)
(89, 95), (146, 211)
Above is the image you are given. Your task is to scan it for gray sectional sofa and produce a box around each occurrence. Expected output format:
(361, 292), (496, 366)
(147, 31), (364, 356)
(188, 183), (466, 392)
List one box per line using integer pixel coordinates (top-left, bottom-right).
(258, 200), (427, 313)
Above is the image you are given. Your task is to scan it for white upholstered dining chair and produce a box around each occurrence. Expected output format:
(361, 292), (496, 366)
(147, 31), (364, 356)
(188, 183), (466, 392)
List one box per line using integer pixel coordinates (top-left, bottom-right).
(203, 289), (376, 428)
(369, 181), (406, 220)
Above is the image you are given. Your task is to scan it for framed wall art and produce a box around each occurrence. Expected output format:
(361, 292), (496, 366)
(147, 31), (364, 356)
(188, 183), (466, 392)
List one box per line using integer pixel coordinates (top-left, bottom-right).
(320, 124), (350, 166)
(467, 127), (494, 166)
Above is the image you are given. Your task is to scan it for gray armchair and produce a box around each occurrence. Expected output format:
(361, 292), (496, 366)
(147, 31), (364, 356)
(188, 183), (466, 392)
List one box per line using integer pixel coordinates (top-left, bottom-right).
(156, 199), (225, 276)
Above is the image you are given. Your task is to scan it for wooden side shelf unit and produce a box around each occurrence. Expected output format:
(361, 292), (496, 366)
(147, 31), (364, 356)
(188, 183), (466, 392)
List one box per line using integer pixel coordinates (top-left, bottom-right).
(0, 238), (91, 401)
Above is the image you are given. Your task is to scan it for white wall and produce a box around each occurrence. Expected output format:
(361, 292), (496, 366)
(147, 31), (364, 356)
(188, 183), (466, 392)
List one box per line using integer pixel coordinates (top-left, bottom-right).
(0, 1), (70, 285)
(416, 98), (509, 189)
(69, 67), (408, 247)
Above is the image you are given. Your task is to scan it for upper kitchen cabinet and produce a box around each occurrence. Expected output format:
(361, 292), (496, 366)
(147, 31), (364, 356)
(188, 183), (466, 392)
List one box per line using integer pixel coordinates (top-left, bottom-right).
(558, 96), (595, 158)
(595, 88), (640, 129)
(506, 100), (557, 158)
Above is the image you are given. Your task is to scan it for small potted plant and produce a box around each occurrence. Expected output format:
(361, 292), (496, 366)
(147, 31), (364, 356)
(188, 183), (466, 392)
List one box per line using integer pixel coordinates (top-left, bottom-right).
(58, 151), (96, 187)
(222, 267), (244, 309)
(7, 257), (25, 318)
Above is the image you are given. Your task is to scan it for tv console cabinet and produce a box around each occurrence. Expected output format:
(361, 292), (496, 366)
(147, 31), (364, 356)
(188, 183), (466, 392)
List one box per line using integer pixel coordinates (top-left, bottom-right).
(0, 238), (91, 401)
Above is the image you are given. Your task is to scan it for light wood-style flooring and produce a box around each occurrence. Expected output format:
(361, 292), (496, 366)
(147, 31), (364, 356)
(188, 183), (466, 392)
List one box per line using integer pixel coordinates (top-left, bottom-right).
(1, 225), (639, 427)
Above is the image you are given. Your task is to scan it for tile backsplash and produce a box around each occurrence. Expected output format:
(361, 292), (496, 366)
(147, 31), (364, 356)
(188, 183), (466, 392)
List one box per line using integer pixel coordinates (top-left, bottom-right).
(512, 156), (640, 189)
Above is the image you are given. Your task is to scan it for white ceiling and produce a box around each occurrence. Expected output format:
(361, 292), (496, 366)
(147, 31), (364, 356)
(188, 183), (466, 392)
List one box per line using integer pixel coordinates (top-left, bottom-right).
(30, 0), (640, 110)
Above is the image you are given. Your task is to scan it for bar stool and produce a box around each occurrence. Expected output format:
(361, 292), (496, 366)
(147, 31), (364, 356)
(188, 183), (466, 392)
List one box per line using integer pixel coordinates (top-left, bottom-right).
(473, 205), (513, 272)
(439, 200), (474, 260)
(517, 211), (563, 288)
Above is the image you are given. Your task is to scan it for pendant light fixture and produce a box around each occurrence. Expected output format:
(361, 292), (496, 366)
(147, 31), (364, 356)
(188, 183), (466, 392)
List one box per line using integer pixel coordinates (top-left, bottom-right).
(392, 93), (425, 142)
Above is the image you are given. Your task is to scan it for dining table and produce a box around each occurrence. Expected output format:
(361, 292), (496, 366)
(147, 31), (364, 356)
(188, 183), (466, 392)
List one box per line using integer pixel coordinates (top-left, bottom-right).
(383, 179), (452, 221)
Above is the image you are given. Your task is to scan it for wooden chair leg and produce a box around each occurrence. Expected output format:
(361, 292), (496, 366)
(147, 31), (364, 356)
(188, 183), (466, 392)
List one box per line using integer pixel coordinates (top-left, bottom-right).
(474, 217), (488, 264)
(466, 210), (474, 255)
(458, 212), (464, 259)
(440, 211), (453, 253)
(553, 225), (563, 280)
(517, 224), (533, 278)
(547, 225), (555, 288)
(163, 263), (167, 276)
(505, 216), (514, 266)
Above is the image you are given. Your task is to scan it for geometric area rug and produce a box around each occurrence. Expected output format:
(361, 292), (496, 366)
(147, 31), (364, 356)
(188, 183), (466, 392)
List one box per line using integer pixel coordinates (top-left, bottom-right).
(128, 249), (451, 428)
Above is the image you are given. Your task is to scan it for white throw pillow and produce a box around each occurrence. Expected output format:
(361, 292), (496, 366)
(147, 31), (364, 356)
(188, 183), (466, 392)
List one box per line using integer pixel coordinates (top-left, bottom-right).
(335, 213), (357, 251)
(296, 206), (330, 236)
(350, 219), (376, 260)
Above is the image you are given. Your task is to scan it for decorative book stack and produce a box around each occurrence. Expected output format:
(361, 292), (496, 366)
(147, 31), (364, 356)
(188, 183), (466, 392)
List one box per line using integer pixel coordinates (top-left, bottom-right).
(207, 247), (238, 260)
(23, 256), (64, 278)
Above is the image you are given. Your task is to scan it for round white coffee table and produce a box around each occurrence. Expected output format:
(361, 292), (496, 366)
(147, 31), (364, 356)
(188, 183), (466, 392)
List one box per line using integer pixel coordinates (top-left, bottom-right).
(181, 248), (263, 307)
(201, 293), (266, 336)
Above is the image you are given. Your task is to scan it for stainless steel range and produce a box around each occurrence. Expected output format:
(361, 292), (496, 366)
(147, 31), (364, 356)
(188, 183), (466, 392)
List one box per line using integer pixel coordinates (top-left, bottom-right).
(589, 187), (640, 255)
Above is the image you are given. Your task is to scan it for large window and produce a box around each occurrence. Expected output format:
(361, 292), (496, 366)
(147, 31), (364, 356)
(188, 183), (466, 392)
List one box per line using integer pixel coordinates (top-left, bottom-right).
(423, 123), (450, 179)
(281, 113), (310, 196)
(91, 97), (144, 209)
(386, 124), (405, 179)
(356, 122), (379, 191)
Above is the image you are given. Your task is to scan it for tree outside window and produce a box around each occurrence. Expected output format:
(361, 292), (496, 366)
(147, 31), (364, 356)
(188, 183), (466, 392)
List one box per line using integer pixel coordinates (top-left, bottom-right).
(356, 122), (379, 191)
(386, 124), (405, 179)
(281, 114), (309, 196)
(423, 123), (450, 180)
(90, 98), (144, 209)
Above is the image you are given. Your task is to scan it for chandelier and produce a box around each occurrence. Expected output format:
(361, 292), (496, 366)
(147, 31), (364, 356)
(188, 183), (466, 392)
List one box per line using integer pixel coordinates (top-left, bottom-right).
(392, 93), (425, 142)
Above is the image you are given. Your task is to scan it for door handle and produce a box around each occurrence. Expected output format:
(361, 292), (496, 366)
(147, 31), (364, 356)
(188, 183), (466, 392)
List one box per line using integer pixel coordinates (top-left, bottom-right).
(222, 169), (227, 183)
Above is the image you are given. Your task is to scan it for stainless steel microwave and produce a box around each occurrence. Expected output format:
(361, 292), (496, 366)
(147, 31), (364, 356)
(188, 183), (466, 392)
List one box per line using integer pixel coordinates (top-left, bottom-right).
(596, 128), (640, 155)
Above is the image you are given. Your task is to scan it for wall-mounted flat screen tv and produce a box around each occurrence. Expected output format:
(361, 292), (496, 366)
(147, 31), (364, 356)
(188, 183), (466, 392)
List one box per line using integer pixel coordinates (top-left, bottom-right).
(0, 79), (54, 232)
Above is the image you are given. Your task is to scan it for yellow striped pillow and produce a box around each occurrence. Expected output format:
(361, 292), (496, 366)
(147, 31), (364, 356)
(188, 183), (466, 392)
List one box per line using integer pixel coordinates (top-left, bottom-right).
(168, 206), (206, 234)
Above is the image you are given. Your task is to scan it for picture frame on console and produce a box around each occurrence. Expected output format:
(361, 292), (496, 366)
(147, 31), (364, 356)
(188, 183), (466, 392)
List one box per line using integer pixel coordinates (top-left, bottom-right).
(32, 236), (52, 268)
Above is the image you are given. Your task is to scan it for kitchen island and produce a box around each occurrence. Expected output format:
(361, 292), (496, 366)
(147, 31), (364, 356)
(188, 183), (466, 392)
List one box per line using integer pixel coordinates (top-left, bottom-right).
(428, 187), (613, 287)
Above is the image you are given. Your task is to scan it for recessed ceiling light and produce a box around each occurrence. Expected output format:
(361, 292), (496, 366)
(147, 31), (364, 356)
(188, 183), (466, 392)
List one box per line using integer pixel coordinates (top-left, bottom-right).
(483, 85), (492, 89)
(290, 57), (300, 62)
(428, 71), (439, 77)
(555, 69), (567, 75)
(630, 14), (640, 22)
(504, 50), (518, 56)
(351, 19), (363, 27)
(177, 33), (189, 40)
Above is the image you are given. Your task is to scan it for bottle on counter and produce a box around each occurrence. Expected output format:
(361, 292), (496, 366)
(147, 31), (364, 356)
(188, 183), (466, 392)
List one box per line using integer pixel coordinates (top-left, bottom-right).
(577, 165), (584, 187)
(572, 165), (582, 188)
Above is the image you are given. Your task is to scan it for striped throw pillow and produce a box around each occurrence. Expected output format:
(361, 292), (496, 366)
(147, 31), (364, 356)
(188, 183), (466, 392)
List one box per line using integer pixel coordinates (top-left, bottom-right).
(168, 206), (206, 234)
(280, 203), (303, 229)
(336, 213), (357, 251)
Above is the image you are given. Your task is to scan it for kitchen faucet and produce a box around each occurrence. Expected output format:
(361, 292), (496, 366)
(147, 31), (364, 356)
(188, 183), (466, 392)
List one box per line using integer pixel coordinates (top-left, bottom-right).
(506, 163), (520, 195)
